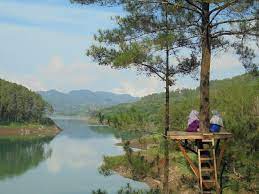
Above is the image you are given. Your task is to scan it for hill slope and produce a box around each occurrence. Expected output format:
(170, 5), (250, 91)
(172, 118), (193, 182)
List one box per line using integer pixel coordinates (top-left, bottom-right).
(100, 73), (259, 131)
(38, 89), (139, 115)
(0, 79), (52, 123)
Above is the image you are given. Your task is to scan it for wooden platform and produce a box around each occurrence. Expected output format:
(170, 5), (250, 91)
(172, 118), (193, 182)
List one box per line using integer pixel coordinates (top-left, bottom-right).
(167, 131), (233, 140)
(168, 130), (233, 193)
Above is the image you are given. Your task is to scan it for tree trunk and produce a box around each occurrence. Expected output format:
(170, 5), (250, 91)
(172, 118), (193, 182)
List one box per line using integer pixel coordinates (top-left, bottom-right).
(163, 3), (170, 193)
(200, 2), (211, 132)
(163, 40), (170, 194)
(163, 80), (170, 194)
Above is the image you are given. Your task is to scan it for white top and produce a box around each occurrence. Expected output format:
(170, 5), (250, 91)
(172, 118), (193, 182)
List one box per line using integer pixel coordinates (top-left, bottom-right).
(210, 115), (223, 126)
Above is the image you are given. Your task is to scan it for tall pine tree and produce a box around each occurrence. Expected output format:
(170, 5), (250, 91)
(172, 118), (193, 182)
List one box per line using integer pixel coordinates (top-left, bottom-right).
(72, 0), (258, 131)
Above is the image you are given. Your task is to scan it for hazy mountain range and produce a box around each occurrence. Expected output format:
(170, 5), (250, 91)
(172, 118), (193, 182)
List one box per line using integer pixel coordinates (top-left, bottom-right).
(38, 89), (139, 116)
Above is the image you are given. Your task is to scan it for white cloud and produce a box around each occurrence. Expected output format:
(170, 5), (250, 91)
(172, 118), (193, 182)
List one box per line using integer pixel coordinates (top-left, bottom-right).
(212, 52), (241, 69)
(39, 56), (98, 91)
(211, 44), (259, 79)
(112, 76), (164, 97)
(35, 56), (127, 92)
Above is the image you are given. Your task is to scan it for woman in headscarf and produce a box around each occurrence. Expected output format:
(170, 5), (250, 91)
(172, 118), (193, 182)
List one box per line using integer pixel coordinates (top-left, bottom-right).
(186, 110), (200, 132)
(210, 110), (224, 132)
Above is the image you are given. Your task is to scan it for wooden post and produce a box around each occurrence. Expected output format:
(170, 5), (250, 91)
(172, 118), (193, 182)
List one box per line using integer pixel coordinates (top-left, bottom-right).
(177, 141), (199, 178)
(217, 140), (226, 169)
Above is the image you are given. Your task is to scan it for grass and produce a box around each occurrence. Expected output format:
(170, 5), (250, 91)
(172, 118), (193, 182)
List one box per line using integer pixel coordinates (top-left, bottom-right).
(99, 155), (128, 176)
(0, 121), (60, 141)
(0, 122), (49, 129)
(100, 143), (195, 177)
(0, 133), (57, 141)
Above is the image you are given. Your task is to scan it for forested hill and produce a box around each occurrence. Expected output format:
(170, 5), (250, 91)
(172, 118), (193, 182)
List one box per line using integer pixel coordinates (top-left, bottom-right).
(38, 89), (138, 116)
(0, 79), (52, 123)
(99, 73), (259, 133)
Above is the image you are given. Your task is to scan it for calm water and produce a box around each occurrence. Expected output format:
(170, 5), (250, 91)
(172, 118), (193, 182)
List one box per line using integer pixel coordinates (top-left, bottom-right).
(0, 119), (148, 194)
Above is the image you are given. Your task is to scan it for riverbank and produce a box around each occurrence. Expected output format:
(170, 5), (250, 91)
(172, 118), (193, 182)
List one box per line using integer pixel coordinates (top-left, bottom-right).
(107, 134), (256, 194)
(0, 122), (61, 140)
(100, 135), (200, 193)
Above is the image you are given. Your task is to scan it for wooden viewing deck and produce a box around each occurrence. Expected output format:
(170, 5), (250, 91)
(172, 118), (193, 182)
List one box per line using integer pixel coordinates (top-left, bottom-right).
(167, 131), (233, 194)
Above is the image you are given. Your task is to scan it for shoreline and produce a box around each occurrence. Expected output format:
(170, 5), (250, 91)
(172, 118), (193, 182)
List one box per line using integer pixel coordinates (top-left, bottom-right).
(103, 151), (198, 193)
(113, 162), (198, 193)
(0, 123), (62, 140)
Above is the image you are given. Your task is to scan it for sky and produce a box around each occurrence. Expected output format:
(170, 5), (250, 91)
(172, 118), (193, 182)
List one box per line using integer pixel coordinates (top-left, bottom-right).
(0, 0), (253, 97)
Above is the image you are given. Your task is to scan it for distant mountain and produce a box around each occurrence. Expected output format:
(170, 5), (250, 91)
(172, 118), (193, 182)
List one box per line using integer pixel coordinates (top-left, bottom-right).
(38, 89), (139, 115)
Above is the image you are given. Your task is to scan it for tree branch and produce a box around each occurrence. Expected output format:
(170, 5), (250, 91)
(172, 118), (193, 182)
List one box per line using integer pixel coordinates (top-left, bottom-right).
(209, 1), (239, 24)
(209, 0), (238, 15)
(140, 63), (166, 81)
(167, 1), (203, 16)
(186, 0), (202, 12)
(212, 18), (258, 28)
(212, 30), (259, 39)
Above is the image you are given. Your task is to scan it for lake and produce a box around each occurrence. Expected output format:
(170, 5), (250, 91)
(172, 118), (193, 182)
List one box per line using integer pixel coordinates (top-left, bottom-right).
(0, 118), (148, 194)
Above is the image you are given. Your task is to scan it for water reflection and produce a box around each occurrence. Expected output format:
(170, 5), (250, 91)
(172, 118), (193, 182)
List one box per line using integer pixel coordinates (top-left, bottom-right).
(0, 119), (148, 194)
(0, 137), (53, 180)
(46, 136), (101, 173)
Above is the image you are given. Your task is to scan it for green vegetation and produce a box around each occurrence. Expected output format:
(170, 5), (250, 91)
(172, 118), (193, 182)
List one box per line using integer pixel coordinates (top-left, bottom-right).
(0, 79), (60, 139)
(0, 79), (52, 123)
(99, 140), (197, 193)
(0, 121), (53, 129)
(99, 141), (157, 179)
(97, 73), (259, 193)
(92, 184), (162, 194)
(100, 73), (258, 132)
(0, 123), (60, 141)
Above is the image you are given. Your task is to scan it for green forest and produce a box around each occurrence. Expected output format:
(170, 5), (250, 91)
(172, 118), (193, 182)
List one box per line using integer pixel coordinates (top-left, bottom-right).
(95, 73), (259, 192)
(0, 79), (53, 124)
(99, 73), (258, 132)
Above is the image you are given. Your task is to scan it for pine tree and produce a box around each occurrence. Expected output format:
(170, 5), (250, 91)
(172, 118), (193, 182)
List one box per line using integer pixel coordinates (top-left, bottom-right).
(71, 0), (258, 131)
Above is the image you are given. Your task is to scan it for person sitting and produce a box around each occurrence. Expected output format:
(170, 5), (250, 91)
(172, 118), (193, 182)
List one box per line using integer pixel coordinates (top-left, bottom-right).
(183, 110), (201, 150)
(210, 110), (224, 132)
(186, 110), (200, 132)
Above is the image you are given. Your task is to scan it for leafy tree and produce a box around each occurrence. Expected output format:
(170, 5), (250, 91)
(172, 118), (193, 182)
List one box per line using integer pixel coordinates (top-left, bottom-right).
(97, 112), (105, 124)
(92, 189), (107, 194)
(165, 0), (259, 131)
(71, 0), (258, 132)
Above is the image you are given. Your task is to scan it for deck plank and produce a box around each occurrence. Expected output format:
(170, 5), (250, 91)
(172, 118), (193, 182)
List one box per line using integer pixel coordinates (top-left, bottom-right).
(167, 131), (233, 140)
